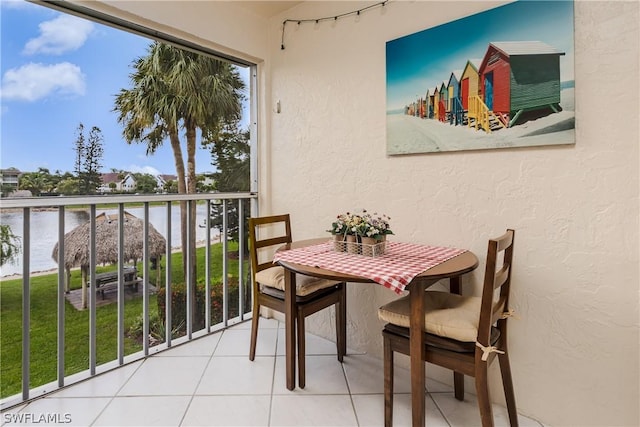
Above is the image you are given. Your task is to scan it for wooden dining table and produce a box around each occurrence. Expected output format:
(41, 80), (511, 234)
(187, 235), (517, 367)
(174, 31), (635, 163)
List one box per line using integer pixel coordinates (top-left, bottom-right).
(275, 238), (479, 427)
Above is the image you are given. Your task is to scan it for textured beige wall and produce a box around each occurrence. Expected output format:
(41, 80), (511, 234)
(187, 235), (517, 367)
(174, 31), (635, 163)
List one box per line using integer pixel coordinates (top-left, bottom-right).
(266, 1), (639, 426)
(69, 1), (640, 425)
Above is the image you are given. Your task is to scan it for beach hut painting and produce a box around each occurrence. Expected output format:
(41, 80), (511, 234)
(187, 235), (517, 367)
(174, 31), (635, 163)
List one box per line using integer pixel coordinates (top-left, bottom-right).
(386, 1), (575, 155)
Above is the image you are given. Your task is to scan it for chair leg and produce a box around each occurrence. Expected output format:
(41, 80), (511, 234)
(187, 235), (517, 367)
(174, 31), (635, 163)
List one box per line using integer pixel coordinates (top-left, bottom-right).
(383, 334), (394, 427)
(474, 359), (494, 427)
(336, 284), (347, 362)
(454, 372), (465, 400)
(297, 311), (306, 389)
(498, 352), (519, 427)
(249, 303), (260, 361)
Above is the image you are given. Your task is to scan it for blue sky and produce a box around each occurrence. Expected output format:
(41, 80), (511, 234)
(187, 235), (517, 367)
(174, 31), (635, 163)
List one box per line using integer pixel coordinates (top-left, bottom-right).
(1, 0), (249, 175)
(386, 0), (575, 111)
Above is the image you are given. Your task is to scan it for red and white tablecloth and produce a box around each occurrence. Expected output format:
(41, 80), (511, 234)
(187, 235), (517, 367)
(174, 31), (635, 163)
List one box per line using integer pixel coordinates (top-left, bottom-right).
(272, 241), (467, 294)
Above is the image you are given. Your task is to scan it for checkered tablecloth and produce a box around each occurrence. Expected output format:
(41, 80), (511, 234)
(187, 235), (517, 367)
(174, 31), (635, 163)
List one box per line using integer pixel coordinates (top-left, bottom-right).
(272, 241), (467, 294)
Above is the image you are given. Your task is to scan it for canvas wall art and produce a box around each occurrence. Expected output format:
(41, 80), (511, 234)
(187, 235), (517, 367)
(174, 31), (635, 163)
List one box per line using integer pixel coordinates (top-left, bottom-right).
(386, 1), (575, 155)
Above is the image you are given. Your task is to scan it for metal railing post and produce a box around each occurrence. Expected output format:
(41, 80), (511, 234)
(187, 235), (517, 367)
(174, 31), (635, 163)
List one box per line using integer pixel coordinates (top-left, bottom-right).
(117, 204), (125, 364)
(222, 200), (229, 326)
(165, 202), (172, 347)
(89, 205), (97, 375)
(143, 202), (150, 355)
(186, 199), (193, 339)
(21, 208), (30, 401)
(205, 199), (211, 332)
(238, 199), (245, 320)
(57, 207), (65, 387)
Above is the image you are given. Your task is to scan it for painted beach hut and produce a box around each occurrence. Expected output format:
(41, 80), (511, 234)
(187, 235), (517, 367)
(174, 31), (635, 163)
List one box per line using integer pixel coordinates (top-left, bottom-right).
(428, 89), (435, 119)
(461, 58), (482, 111)
(478, 41), (566, 127)
(438, 81), (448, 122)
(424, 89), (431, 119)
(433, 85), (440, 120)
(447, 70), (463, 125)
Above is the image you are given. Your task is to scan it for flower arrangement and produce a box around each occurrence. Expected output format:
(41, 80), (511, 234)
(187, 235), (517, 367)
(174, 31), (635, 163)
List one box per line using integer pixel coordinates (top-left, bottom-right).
(328, 210), (393, 241)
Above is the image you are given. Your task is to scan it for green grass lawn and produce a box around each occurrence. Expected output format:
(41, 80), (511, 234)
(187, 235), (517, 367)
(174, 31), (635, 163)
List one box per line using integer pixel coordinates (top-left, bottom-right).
(0, 242), (248, 399)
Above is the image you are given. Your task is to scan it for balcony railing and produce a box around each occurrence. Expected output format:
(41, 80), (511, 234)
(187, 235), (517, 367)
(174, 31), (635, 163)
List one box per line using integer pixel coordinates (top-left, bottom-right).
(0, 192), (257, 410)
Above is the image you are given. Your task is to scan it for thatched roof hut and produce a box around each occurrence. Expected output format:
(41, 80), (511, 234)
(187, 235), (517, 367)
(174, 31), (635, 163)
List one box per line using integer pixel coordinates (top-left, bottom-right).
(51, 211), (166, 268)
(51, 211), (166, 309)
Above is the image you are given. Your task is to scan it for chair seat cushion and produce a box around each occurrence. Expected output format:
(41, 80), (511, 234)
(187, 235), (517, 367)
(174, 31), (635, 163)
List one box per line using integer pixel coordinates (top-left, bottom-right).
(378, 291), (481, 342)
(255, 266), (342, 297)
(383, 323), (500, 353)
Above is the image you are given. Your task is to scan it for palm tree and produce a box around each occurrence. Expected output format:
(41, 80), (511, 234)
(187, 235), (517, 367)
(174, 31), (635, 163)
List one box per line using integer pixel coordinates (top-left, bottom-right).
(114, 42), (245, 287)
(0, 225), (21, 267)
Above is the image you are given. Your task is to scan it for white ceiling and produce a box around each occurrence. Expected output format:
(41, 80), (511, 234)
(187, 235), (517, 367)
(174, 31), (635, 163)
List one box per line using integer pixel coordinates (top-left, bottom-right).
(235, 1), (303, 18)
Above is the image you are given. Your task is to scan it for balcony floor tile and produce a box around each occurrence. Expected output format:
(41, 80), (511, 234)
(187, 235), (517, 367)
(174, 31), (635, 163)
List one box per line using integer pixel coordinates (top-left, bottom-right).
(3, 320), (544, 427)
(182, 395), (271, 427)
(93, 396), (191, 426)
(196, 356), (275, 395)
(270, 394), (358, 426)
(117, 357), (209, 396)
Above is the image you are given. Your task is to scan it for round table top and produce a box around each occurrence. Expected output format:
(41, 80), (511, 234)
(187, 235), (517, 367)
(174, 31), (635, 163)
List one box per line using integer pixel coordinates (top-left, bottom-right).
(276, 238), (479, 284)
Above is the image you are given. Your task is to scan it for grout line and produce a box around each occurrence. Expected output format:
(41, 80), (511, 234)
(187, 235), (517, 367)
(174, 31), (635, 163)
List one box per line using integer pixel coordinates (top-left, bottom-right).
(428, 392), (453, 427)
(266, 319), (280, 427)
(84, 359), (146, 426)
(176, 329), (223, 426)
(340, 356), (362, 427)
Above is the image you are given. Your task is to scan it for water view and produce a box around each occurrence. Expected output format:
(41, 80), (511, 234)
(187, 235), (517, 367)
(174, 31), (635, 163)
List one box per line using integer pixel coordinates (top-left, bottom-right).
(0, 204), (216, 277)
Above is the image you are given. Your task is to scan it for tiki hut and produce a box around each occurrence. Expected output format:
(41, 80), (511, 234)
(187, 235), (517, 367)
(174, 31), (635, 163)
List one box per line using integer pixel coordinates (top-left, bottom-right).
(52, 211), (166, 308)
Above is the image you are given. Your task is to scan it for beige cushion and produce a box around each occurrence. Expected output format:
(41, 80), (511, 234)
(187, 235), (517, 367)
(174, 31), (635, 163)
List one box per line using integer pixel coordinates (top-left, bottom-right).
(378, 291), (481, 342)
(255, 266), (341, 297)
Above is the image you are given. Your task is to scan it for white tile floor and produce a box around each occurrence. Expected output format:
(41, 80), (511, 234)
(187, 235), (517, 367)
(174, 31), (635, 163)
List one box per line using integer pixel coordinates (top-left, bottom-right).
(1, 319), (542, 427)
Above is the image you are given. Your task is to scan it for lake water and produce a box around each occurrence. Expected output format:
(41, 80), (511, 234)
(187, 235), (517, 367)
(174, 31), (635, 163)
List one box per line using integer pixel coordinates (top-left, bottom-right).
(0, 205), (217, 277)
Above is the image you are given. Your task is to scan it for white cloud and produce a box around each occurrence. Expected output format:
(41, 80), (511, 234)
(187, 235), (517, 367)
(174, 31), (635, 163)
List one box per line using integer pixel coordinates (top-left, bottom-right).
(1, 62), (86, 102)
(23, 14), (94, 55)
(128, 165), (161, 176)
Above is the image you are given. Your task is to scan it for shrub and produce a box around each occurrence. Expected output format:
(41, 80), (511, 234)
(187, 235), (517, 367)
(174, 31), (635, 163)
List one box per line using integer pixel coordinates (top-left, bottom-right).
(157, 278), (243, 335)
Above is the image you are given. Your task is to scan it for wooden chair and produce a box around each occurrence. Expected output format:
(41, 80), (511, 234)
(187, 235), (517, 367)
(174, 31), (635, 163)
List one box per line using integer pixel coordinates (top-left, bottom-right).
(248, 214), (347, 388)
(378, 229), (517, 427)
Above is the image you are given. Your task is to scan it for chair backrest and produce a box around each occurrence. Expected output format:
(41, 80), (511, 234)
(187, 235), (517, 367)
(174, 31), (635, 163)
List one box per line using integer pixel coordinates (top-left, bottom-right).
(248, 214), (292, 278)
(476, 229), (515, 347)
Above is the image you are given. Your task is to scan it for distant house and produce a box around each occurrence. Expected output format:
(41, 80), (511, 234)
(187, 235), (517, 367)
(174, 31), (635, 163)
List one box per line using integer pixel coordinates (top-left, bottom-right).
(98, 173), (122, 193)
(0, 168), (22, 193)
(121, 174), (137, 192)
(156, 174), (177, 189)
(478, 41), (565, 127)
(99, 171), (178, 193)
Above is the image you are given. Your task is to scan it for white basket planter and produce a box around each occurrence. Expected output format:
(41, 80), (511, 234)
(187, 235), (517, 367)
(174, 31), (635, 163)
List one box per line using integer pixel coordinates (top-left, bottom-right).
(332, 235), (386, 257)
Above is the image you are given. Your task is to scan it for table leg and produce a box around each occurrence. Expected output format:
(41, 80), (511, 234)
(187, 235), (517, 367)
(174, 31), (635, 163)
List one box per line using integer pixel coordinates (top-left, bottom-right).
(449, 275), (461, 295)
(450, 275), (464, 400)
(410, 280), (426, 427)
(285, 270), (296, 390)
